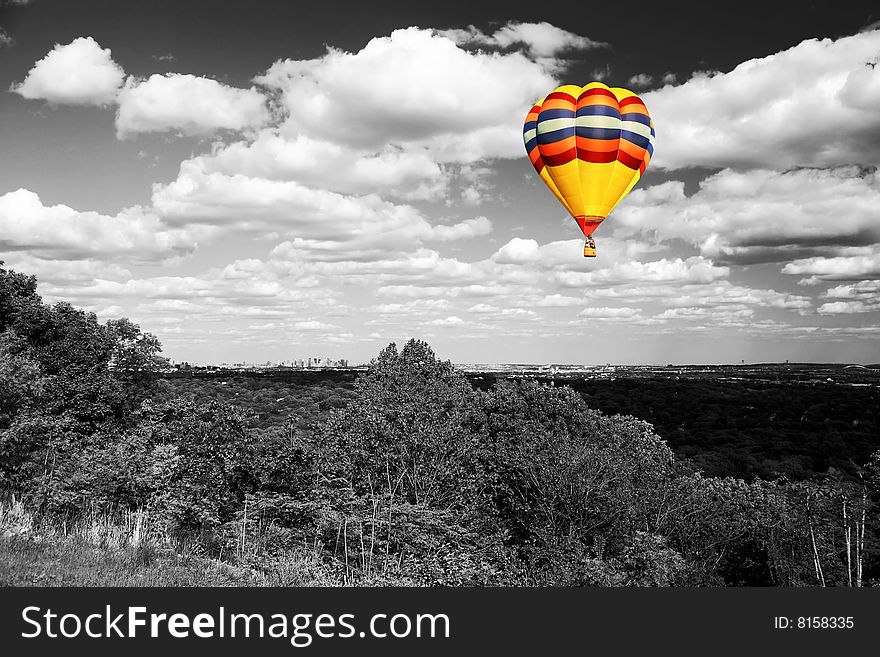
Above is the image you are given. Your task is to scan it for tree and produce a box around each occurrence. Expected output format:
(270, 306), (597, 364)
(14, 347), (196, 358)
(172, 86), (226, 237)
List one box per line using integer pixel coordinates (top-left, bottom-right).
(316, 339), (484, 510)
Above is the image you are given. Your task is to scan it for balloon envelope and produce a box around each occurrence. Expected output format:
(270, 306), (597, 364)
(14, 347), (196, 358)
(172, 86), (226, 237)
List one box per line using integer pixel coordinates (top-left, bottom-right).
(523, 82), (654, 238)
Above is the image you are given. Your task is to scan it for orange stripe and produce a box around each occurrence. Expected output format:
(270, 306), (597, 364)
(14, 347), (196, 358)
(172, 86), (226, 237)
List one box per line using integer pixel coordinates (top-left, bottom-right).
(539, 138), (576, 156)
(620, 102), (648, 114)
(577, 95), (619, 109)
(618, 139), (647, 159)
(541, 98), (576, 111)
(576, 137), (619, 153)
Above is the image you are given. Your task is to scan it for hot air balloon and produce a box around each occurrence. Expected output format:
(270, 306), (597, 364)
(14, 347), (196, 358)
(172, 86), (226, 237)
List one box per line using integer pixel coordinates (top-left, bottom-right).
(523, 82), (654, 257)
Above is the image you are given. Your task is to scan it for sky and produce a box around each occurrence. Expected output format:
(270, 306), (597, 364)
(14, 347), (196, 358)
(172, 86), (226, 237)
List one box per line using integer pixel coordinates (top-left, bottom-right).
(1, 0), (880, 365)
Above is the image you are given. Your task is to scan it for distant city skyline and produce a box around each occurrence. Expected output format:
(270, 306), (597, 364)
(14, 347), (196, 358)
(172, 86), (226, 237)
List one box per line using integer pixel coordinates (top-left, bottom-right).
(2, 0), (879, 365)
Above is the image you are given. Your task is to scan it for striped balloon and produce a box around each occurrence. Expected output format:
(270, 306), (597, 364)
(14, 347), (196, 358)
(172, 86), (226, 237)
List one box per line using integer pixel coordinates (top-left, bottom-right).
(523, 82), (654, 241)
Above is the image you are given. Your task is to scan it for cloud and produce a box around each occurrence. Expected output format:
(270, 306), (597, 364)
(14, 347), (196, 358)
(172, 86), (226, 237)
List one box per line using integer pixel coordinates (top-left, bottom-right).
(0, 253), (131, 285)
(14, 38), (269, 138)
(627, 73), (653, 87)
(0, 188), (194, 261)
(534, 294), (588, 307)
(115, 74), (269, 138)
(292, 320), (339, 331)
(188, 133), (447, 200)
(817, 280), (880, 314)
(430, 216), (492, 241)
(440, 21), (606, 59)
(616, 167), (880, 265)
(0, 27), (13, 48)
(782, 251), (880, 283)
(645, 30), (880, 169)
(153, 163), (491, 256)
(11, 36), (125, 105)
(254, 27), (555, 161)
(577, 306), (641, 319)
(425, 316), (464, 327)
(553, 256), (728, 287)
(627, 72), (677, 89)
(493, 237), (541, 264)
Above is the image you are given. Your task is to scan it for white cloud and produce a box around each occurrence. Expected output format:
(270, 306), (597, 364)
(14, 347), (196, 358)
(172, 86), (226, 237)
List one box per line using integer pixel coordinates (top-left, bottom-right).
(0, 27), (13, 48)
(782, 251), (880, 282)
(493, 237), (541, 264)
(0, 254), (131, 285)
(534, 294), (588, 307)
(191, 133), (447, 200)
(0, 188), (194, 261)
(554, 256), (728, 287)
(440, 21), (606, 59)
(153, 164), (490, 255)
(430, 216), (492, 241)
(577, 306), (641, 319)
(627, 73), (653, 87)
(254, 27), (555, 161)
(817, 278), (880, 314)
(645, 30), (880, 169)
(616, 167), (880, 265)
(817, 300), (879, 314)
(115, 74), (269, 138)
(425, 316), (464, 327)
(370, 299), (451, 314)
(292, 320), (339, 331)
(12, 36), (125, 105)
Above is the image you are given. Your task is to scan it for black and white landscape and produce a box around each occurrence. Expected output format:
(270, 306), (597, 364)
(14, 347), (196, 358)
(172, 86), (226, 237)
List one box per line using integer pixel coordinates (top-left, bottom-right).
(1, 0), (879, 587)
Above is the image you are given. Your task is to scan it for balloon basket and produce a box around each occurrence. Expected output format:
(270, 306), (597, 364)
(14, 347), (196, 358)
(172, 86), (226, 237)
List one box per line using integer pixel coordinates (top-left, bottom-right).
(583, 237), (597, 258)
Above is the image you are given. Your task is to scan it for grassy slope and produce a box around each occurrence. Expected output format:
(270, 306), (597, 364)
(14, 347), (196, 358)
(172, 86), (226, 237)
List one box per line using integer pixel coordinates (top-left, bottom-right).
(0, 498), (339, 587)
(0, 533), (262, 586)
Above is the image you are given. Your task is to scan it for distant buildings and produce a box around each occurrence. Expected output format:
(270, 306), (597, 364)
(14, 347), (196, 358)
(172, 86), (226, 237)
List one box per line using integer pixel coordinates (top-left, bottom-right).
(168, 355), (352, 373)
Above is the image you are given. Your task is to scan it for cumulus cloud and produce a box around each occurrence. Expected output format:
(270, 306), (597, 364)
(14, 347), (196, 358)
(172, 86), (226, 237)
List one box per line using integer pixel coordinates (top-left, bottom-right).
(553, 256), (728, 287)
(115, 74), (269, 138)
(577, 306), (641, 319)
(817, 280), (880, 314)
(616, 167), (880, 265)
(782, 251), (880, 283)
(627, 73), (654, 87)
(189, 133), (447, 200)
(254, 27), (555, 161)
(440, 21), (606, 59)
(14, 38), (270, 138)
(0, 253), (131, 285)
(425, 316), (465, 327)
(152, 163), (491, 256)
(0, 188), (194, 261)
(645, 30), (880, 169)
(11, 36), (125, 105)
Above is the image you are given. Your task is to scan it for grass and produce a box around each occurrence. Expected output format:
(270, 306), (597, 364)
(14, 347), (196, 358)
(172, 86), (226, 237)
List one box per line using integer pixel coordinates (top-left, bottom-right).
(0, 496), (341, 586)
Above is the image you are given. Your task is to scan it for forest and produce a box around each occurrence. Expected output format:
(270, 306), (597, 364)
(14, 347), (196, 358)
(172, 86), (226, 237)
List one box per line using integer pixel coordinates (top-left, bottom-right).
(1, 262), (879, 586)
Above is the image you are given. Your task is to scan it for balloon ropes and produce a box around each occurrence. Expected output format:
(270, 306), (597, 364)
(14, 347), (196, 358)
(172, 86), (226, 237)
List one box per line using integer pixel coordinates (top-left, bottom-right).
(523, 82), (655, 257)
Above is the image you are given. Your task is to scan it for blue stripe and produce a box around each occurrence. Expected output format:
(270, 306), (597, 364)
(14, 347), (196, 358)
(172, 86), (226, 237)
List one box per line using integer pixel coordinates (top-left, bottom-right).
(647, 143), (654, 157)
(621, 130), (650, 149)
(524, 136), (538, 151)
(523, 120), (536, 133)
(575, 126), (620, 140)
(620, 112), (651, 126)
(536, 128), (575, 144)
(537, 108), (576, 121)
(576, 104), (620, 118)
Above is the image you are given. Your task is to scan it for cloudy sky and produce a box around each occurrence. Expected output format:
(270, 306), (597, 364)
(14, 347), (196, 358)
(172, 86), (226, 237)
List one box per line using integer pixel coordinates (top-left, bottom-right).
(2, 0), (880, 365)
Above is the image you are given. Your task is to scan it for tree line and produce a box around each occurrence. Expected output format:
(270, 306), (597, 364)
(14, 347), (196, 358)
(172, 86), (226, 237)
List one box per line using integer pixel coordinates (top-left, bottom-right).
(1, 262), (878, 585)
